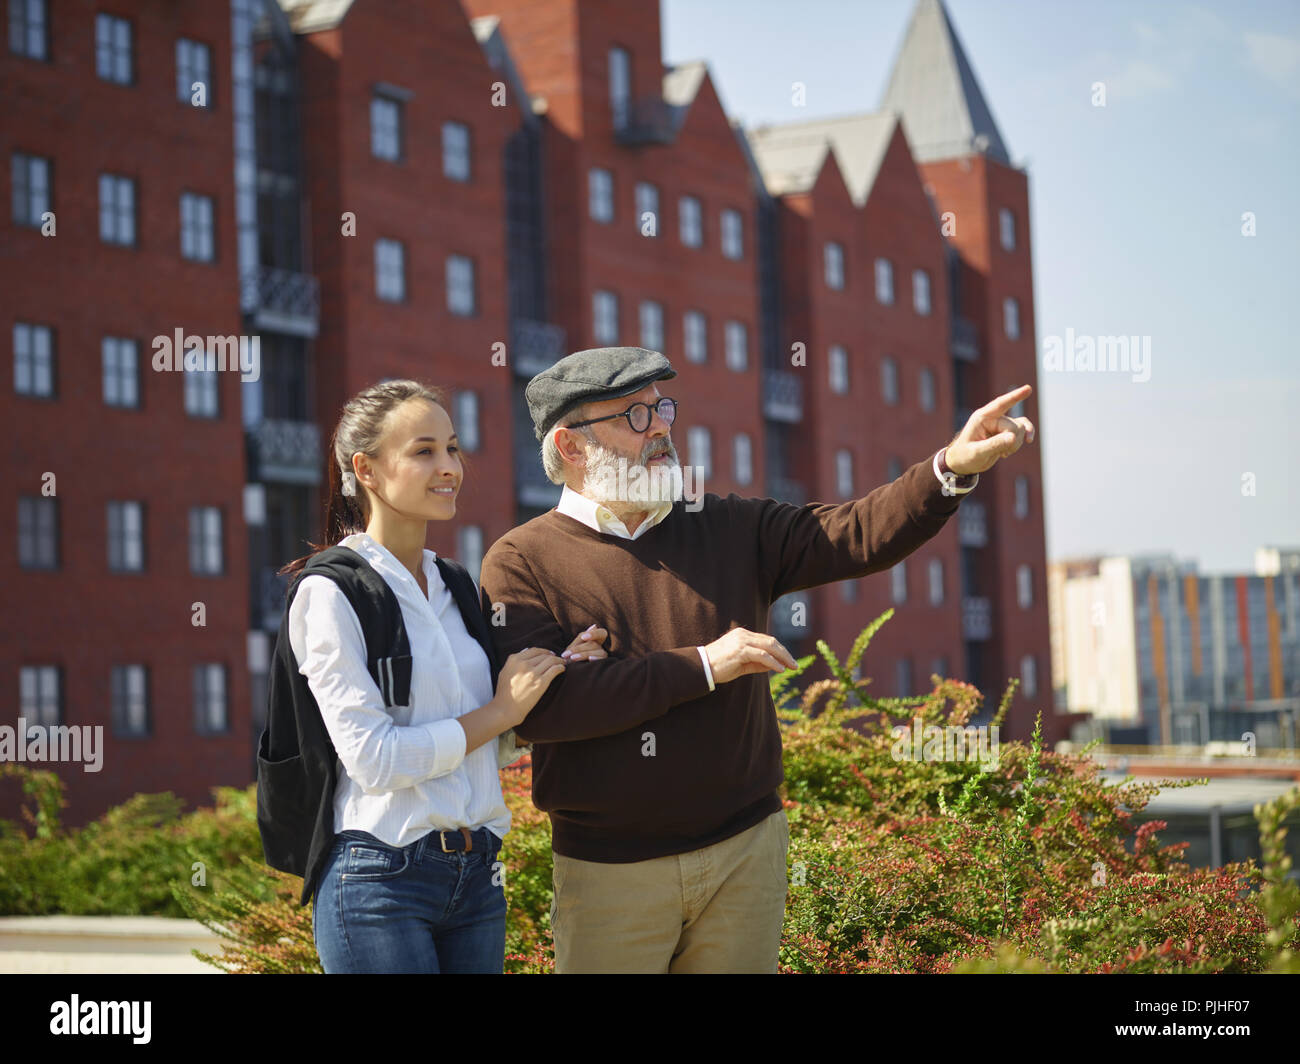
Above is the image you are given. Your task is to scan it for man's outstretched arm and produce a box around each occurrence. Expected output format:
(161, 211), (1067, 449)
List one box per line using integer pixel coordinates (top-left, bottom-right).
(478, 544), (713, 744)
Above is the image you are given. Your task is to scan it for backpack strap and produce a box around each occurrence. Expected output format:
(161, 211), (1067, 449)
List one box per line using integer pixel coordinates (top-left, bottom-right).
(297, 546), (412, 707)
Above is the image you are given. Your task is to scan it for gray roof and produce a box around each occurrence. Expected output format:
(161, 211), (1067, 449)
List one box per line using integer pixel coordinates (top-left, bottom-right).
(663, 60), (708, 134)
(745, 111), (897, 206)
(880, 0), (1010, 165)
(275, 0), (355, 34)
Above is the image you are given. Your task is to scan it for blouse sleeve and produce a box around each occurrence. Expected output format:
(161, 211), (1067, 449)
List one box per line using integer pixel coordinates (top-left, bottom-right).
(288, 575), (467, 793)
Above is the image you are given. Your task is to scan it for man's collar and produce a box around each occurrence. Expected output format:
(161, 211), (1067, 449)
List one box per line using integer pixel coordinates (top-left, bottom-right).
(556, 484), (672, 540)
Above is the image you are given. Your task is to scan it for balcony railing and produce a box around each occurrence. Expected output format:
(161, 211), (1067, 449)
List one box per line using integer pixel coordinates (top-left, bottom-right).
(957, 499), (987, 547)
(951, 316), (979, 361)
(257, 565), (291, 632)
(962, 596), (992, 641)
(242, 265), (320, 337)
(762, 370), (803, 423)
(247, 418), (322, 485)
(512, 319), (566, 378)
(768, 476), (806, 506)
(613, 96), (676, 145)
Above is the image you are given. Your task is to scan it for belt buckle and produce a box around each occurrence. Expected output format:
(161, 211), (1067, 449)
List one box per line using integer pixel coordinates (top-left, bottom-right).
(440, 827), (472, 852)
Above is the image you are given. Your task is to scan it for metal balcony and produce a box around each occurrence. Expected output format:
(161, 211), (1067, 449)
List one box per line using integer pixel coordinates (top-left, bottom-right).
(962, 596), (992, 641)
(957, 499), (987, 547)
(951, 316), (979, 361)
(762, 370), (803, 423)
(247, 418), (322, 485)
(613, 97), (676, 145)
(242, 265), (320, 337)
(768, 476), (806, 506)
(512, 318), (566, 378)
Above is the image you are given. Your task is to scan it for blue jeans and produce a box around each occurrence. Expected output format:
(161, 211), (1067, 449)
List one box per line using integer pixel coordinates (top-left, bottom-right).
(312, 828), (506, 973)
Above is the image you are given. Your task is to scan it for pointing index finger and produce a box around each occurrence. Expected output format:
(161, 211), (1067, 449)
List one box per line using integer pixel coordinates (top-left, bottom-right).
(979, 383), (1031, 419)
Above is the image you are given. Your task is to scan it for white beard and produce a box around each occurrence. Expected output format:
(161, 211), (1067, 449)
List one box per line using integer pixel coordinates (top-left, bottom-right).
(583, 438), (684, 506)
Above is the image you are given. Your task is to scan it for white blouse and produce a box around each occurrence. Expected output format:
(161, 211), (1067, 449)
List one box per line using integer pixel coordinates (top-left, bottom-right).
(287, 532), (513, 846)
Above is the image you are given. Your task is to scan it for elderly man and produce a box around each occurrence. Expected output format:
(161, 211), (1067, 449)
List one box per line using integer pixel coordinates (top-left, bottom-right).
(478, 346), (1034, 974)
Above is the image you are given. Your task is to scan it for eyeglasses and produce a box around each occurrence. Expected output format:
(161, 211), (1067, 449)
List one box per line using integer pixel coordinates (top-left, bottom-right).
(565, 397), (678, 434)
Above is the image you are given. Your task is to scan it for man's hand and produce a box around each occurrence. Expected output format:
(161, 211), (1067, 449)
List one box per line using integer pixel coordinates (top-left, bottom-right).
(945, 384), (1036, 476)
(704, 627), (798, 685)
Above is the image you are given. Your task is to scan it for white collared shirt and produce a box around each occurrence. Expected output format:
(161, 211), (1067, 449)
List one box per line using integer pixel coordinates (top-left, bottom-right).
(287, 531), (511, 846)
(555, 485), (715, 690)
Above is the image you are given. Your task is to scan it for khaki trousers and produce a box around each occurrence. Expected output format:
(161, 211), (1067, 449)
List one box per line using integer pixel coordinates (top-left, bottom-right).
(549, 809), (789, 973)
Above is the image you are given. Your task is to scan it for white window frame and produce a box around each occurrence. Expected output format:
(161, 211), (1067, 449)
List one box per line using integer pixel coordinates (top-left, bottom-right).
(1014, 475), (1029, 519)
(98, 173), (136, 246)
(1021, 654), (1037, 697)
(679, 195), (702, 247)
(176, 38), (212, 106)
(829, 344), (849, 395)
(588, 167), (613, 222)
(639, 299), (664, 351)
(14, 322), (54, 397)
(95, 13), (133, 85)
(683, 309), (707, 363)
(835, 449), (853, 497)
(687, 426), (712, 479)
(442, 120), (471, 181)
(1017, 563), (1033, 608)
(184, 357), (218, 418)
(891, 560), (907, 604)
(881, 357), (899, 405)
(189, 505), (222, 575)
(1000, 207), (1016, 251)
(609, 46), (631, 130)
(180, 192), (215, 262)
(919, 367), (935, 412)
(928, 558), (944, 605)
(635, 181), (659, 236)
(10, 0), (48, 60)
(458, 525), (484, 584)
(720, 208), (743, 260)
(733, 433), (753, 485)
(446, 254), (475, 316)
(874, 257), (894, 304)
(593, 290), (619, 344)
(374, 238), (405, 302)
(824, 241), (845, 290)
(455, 391), (480, 452)
(11, 152), (50, 226)
(1004, 296), (1020, 340)
(194, 664), (228, 733)
(108, 500), (144, 572)
(20, 665), (61, 726)
(913, 268), (931, 315)
(102, 337), (138, 408)
(724, 320), (747, 371)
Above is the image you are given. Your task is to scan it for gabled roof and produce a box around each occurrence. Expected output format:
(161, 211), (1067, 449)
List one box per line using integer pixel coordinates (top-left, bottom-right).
(470, 15), (538, 124)
(745, 111), (896, 206)
(663, 60), (708, 133)
(879, 0), (1010, 165)
(275, 0), (355, 34)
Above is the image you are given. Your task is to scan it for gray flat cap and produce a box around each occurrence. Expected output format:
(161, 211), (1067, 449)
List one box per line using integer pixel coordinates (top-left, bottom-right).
(526, 346), (677, 441)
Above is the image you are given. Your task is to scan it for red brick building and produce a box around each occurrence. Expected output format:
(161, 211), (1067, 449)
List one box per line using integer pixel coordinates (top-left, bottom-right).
(2, 0), (1061, 826)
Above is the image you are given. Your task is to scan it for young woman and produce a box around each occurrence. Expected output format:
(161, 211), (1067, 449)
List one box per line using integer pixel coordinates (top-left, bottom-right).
(278, 379), (606, 973)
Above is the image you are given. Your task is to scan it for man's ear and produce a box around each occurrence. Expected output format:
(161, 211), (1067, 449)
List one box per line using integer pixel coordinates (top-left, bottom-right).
(554, 427), (587, 466)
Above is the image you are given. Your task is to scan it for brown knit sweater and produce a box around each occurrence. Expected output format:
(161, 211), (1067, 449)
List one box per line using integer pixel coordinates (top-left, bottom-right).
(477, 453), (964, 862)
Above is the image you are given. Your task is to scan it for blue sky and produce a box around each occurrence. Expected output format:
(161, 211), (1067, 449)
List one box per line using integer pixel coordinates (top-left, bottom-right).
(663, 0), (1299, 574)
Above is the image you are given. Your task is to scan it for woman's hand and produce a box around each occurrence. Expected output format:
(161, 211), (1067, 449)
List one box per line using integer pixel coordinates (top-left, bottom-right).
(493, 647), (566, 728)
(560, 624), (609, 662)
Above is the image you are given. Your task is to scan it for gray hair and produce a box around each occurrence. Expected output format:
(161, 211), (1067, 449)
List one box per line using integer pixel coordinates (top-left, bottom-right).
(541, 403), (594, 485)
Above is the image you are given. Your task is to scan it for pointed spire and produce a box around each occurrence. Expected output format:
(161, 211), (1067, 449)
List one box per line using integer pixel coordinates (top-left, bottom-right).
(880, 0), (1010, 165)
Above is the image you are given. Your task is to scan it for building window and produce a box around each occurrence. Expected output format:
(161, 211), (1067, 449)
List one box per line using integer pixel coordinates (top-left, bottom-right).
(1004, 297), (1020, 340)
(840, 580), (858, 603)
(687, 426), (712, 478)
(589, 167), (613, 222)
(829, 344), (849, 394)
(824, 241), (845, 290)
(14, 322), (54, 397)
(929, 558), (944, 605)
(111, 664), (149, 737)
(887, 456), (903, 482)
(455, 391), (479, 452)
(635, 181), (658, 236)
(919, 367), (935, 412)
(180, 192), (215, 261)
(98, 173), (136, 246)
(679, 195), (702, 247)
(913, 268), (931, 315)
(446, 254), (475, 316)
(11, 152), (50, 226)
(639, 300), (664, 351)
(1017, 563), (1033, 608)
(9, 0), (48, 60)
(189, 506), (222, 575)
(1021, 654), (1037, 697)
(442, 121), (470, 181)
(102, 337), (138, 408)
(874, 258), (894, 304)
(593, 290), (618, 344)
(193, 664), (228, 734)
(683, 310), (707, 363)
(108, 500), (144, 572)
(835, 449), (853, 496)
(95, 13), (133, 84)
(733, 433), (752, 485)
(891, 560), (906, 604)
(881, 357), (899, 405)
(896, 656), (913, 697)
(724, 320), (747, 371)
(370, 94), (403, 161)
(458, 525), (484, 584)
(608, 46), (631, 130)
(184, 359), (218, 418)
(1000, 207), (1016, 251)
(375, 238), (405, 302)
(20, 665), (61, 726)
(176, 38), (212, 105)
(720, 208), (743, 260)
(1014, 475), (1029, 519)
(18, 496), (58, 569)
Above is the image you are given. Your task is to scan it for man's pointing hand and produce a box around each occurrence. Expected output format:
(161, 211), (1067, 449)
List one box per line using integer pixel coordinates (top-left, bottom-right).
(945, 383), (1036, 476)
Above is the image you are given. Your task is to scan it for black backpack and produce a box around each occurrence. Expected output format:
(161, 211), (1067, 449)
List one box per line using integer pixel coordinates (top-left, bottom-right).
(257, 546), (415, 907)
